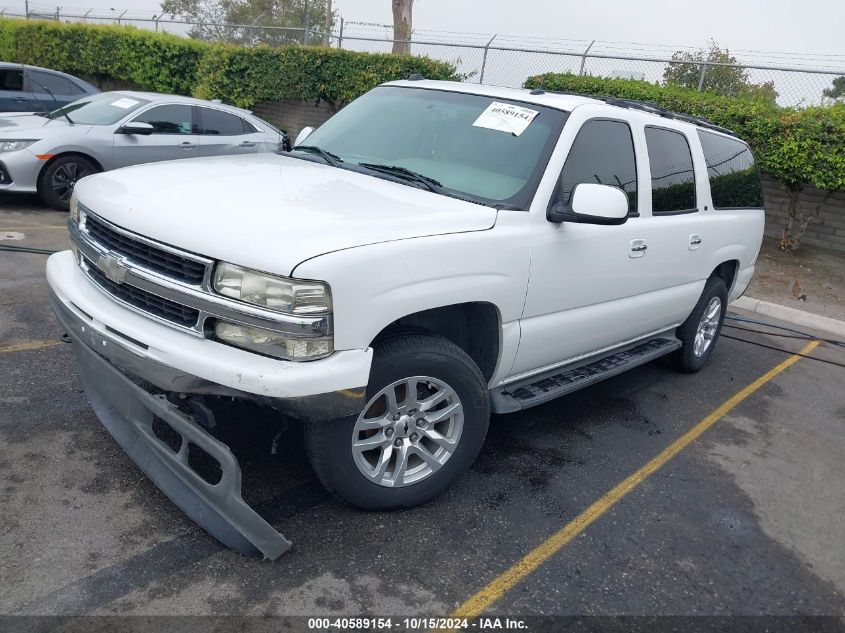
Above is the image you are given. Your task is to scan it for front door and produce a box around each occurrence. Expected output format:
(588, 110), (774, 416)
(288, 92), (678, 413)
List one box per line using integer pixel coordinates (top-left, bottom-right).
(112, 103), (198, 169)
(511, 116), (655, 378)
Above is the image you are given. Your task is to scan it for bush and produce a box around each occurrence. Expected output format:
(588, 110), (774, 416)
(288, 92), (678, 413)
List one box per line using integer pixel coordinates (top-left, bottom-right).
(524, 74), (845, 249)
(0, 18), (458, 108)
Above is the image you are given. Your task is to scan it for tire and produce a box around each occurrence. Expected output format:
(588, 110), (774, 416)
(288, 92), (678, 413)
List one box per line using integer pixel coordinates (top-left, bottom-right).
(670, 276), (728, 373)
(37, 155), (99, 211)
(305, 333), (490, 510)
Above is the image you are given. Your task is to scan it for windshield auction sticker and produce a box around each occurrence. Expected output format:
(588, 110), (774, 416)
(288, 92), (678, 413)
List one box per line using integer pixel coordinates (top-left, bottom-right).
(472, 101), (539, 136)
(110, 98), (140, 109)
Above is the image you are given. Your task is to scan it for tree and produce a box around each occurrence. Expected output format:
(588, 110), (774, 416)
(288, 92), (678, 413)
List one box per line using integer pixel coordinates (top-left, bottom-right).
(823, 76), (845, 100)
(663, 40), (778, 103)
(391, 0), (413, 55)
(160, 0), (334, 46)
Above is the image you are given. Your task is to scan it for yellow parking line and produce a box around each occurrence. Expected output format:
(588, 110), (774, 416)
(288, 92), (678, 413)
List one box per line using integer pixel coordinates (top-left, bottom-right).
(451, 340), (820, 618)
(0, 339), (64, 353)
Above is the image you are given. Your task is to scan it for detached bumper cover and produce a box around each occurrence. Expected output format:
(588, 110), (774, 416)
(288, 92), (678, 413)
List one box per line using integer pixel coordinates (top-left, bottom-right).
(47, 251), (371, 558)
(72, 337), (292, 559)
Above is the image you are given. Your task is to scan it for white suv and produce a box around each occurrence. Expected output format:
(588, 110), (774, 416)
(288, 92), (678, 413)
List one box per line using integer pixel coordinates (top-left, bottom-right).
(47, 80), (765, 558)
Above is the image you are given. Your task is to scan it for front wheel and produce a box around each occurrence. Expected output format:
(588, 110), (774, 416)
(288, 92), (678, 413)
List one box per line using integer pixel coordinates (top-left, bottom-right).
(38, 155), (99, 211)
(670, 276), (728, 373)
(305, 333), (490, 509)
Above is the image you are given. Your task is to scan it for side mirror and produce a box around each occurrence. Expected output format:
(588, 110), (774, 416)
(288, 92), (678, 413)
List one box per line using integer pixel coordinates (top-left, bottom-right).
(118, 121), (154, 135)
(294, 126), (314, 147)
(547, 183), (630, 225)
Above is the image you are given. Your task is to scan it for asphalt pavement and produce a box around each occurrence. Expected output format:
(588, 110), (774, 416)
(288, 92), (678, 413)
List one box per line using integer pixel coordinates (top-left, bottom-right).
(1, 194), (843, 625)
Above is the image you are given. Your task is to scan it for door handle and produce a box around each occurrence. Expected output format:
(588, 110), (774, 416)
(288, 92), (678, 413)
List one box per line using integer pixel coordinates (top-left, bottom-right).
(689, 234), (703, 250)
(629, 239), (647, 258)
(178, 142), (197, 150)
(238, 141), (256, 148)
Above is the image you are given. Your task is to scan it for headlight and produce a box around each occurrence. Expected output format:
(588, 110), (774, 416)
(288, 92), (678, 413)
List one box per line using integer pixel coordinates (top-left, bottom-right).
(69, 193), (79, 223)
(213, 262), (331, 315)
(214, 321), (333, 360)
(0, 140), (36, 153)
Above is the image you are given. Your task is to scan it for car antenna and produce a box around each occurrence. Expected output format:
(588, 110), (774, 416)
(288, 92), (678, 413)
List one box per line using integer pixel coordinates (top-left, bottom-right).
(24, 66), (74, 125)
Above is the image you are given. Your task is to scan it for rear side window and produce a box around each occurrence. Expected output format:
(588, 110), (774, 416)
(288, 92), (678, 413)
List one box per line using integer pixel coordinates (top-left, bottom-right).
(645, 127), (696, 214)
(0, 69), (24, 91)
(28, 70), (84, 95)
(697, 131), (763, 209)
(197, 108), (247, 135)
(555, 119), (638, 214)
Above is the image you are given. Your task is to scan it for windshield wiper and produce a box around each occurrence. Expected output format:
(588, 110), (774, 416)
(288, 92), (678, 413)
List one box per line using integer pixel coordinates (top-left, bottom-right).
(357, 163), (443, 193)
(294, 145), (342, 167)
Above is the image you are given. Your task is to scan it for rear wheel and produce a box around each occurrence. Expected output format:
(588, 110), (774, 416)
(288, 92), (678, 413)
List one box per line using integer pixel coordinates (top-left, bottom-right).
(670, 276), (728, 373)
(38, 155), (99, 211)
(305, 333), (490, 509)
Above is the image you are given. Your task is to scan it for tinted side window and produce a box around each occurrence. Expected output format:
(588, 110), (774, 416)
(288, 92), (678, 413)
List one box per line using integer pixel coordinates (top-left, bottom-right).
(697, 131), (763, 209)
(242, 118), (259, 134)
(198, 108), (246, 135)
(645, 127), (696, 213)
(555, 119), (638, 213)
(28, 70), (78, 95)
(0, 69), (24, 91)
(132, 105), (192, 135)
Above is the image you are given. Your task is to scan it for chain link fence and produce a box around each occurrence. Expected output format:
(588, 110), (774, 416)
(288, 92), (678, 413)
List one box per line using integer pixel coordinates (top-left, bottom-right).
(2, 6), (844, 107)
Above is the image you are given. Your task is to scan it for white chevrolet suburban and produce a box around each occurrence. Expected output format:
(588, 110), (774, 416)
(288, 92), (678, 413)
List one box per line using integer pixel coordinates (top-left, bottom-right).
(47, 80), (765, 558)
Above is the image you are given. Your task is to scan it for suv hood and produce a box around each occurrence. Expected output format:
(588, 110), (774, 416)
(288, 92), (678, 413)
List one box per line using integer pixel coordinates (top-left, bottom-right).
(74, 153), (498, 275)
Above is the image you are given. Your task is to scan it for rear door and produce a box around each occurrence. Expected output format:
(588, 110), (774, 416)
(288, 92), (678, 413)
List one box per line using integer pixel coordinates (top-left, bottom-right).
(25, 69), (87, 110)
(112, 103), (198, 168)
(0, 68), (35, 112)
(632, 124), (709, 333)
(195, 106), (265, 157)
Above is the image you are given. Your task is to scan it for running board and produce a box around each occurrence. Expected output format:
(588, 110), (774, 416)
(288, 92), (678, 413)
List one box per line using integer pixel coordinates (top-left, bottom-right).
(491, 337), (681, 413)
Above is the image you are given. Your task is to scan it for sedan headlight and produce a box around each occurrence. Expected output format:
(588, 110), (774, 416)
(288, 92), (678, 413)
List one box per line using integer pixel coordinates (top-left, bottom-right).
(0, 140), (36, 153)
(214, 321), (333, 361)
(213, 262), (331, 315)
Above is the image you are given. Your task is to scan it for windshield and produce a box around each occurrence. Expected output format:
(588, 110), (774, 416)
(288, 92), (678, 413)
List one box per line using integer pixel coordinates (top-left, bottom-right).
(48, 93), (150, 125)
(299, 86), (567, 208)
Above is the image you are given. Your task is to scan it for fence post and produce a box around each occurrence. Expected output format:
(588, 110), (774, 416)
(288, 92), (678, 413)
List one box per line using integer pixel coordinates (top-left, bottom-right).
(117, 9), (126, 24)
(697, 64), (707, 91)
(154, 15), (160, 31)
(479, 34), (497, 84)
(337, 16), (344, 49)
(578, 40), (595, 75)
(24, 0), (28, 19)
(54, 6), (59, 20)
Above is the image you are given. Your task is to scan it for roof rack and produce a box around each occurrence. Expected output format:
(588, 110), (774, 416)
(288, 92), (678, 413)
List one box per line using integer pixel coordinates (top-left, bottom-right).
(537, 89), (737, 137)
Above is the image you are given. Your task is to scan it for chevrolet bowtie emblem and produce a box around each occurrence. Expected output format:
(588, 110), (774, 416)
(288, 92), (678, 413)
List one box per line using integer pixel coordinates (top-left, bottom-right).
(97, 252), (129, 284)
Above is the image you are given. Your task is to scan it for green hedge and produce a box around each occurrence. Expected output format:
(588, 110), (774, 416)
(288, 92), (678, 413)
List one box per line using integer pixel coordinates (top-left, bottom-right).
(524, 73), (845, 194)
(0, 18), (458, 108)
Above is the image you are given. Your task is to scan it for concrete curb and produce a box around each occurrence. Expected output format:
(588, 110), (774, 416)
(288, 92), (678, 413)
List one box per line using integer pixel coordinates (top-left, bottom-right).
(729, 296), (845, 340)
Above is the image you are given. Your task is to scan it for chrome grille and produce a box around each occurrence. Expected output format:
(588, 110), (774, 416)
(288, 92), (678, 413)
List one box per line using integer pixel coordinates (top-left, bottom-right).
(84, 214), (208, 285)
(84, 256), (200, 327)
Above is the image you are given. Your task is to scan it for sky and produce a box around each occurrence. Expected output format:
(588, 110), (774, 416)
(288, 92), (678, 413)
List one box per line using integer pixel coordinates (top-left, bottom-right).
(10, 0), (845, 60)
(331, 0), (845, 59)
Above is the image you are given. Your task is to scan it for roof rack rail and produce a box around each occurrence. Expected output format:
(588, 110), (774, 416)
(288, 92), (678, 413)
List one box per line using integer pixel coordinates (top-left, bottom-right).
(537, 89), (737, 137)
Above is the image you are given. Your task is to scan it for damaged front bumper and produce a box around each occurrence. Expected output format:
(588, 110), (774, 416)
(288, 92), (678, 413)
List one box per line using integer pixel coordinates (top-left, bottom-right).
(47, 251), (372, 559)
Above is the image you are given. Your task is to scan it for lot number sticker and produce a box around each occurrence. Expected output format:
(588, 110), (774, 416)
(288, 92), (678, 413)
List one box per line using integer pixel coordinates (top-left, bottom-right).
(473, 101), (539, 136)
(110, 98), (140, 109)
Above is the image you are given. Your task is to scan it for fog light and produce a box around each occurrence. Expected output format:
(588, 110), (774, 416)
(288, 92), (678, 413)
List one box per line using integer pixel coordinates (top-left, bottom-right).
(214, 321), (333, 361)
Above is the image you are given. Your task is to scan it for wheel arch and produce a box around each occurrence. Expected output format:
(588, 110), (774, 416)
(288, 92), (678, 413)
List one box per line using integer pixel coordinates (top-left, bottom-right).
(370, 301), (502, 385)
(36, 151), (104, 189)
(711, 259), (739, 295)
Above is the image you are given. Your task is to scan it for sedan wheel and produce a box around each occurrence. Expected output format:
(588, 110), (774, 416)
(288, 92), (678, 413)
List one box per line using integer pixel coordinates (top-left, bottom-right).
(38, 155), (100, 211)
